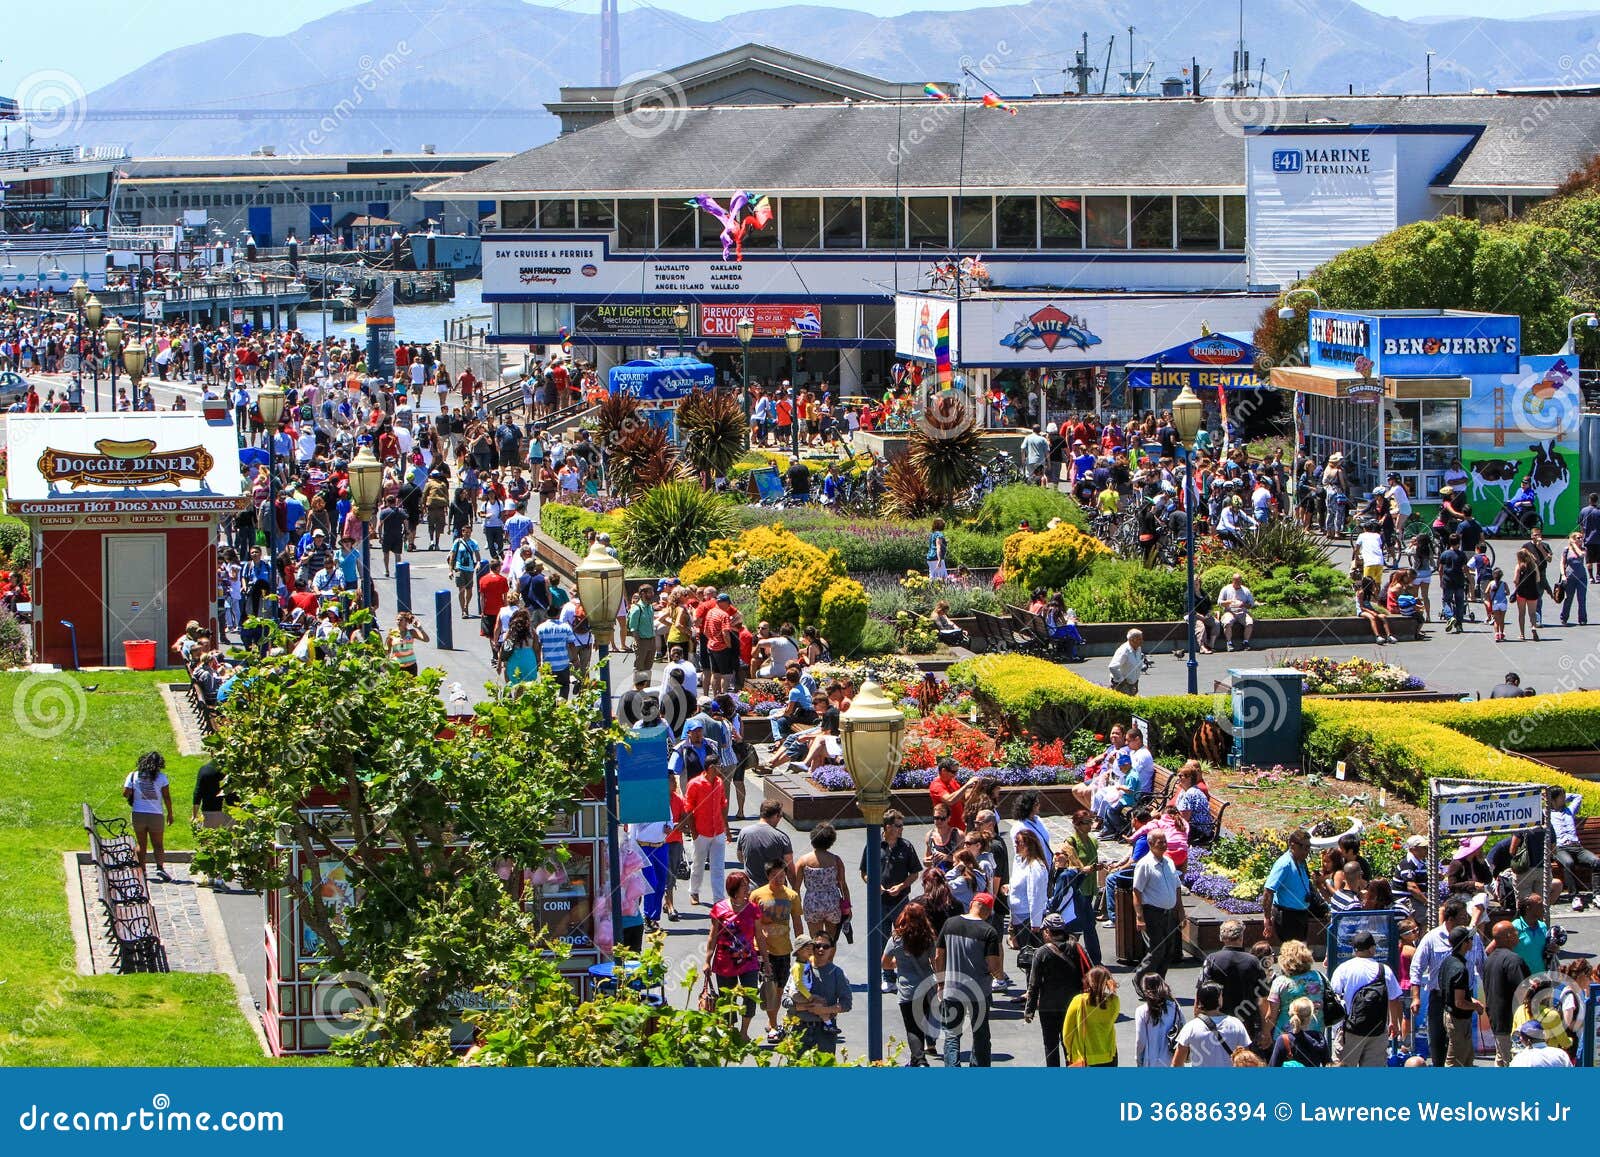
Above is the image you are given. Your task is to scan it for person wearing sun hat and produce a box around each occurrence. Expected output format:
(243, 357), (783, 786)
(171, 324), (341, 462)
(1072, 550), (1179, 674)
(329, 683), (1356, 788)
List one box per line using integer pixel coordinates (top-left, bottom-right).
(1446, 834), (1493, 899)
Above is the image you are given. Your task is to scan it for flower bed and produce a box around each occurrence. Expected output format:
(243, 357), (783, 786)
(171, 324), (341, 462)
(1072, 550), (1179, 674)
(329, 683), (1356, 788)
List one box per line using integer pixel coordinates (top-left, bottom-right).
(1285, 656), (1424, 694)
(1180, 817), (1413, 915)
(808, 763), (1079, 792)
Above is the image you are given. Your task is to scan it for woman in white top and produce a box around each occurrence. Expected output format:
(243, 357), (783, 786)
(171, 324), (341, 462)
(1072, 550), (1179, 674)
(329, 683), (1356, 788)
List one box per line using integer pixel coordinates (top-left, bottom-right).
(122, 751), (175, 881)
(1133, 974), (1180, 1067)
(1008, 827), (1050, 967)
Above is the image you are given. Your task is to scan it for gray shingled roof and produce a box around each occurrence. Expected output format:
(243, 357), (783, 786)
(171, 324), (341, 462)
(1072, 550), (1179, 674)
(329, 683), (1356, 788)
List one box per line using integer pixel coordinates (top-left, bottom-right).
(424, 94), (1600, 198)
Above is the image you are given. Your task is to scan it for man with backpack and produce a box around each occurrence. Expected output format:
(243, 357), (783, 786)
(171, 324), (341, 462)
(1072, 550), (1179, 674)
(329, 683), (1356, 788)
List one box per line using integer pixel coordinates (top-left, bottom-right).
(1326, 930), (1402, 1066)
(449, 528), (482, 619)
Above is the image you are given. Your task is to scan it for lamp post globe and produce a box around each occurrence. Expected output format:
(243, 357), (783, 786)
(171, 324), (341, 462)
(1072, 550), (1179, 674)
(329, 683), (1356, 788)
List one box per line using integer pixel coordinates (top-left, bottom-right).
(784, 325), (804, 460)
(103, 316), (124, 355)
(256, 382), (286, 429)
(70, 277), (88, 307)
(672, 304), (689, 357)
(83, 295), (103, 330)
(841, 677), (906, 1063)
(736, 316), (755, 443)
(784, 324), (804, 356)
(1171, 384), (1204, 696)
(121, 341), (148, 384)
(575, 540), (626, 625)
(736, 316), (755, 346)
(1171, 383), (1204, 446)
(347, 445), (384, 518)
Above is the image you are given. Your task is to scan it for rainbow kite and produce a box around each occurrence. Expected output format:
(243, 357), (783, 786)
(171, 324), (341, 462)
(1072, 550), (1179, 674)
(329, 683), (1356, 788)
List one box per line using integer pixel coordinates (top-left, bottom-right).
(935, 310), (952, 390)
(557, 324), (573, 354)
(982, 93), (1018, 115)
(924, 83), (952, 102)
(686, 190), (772, 261)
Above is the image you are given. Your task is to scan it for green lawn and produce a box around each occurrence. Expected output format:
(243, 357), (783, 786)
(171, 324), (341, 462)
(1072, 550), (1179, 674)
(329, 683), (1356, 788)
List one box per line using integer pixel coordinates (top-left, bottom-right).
(0, 670), (267, 1064)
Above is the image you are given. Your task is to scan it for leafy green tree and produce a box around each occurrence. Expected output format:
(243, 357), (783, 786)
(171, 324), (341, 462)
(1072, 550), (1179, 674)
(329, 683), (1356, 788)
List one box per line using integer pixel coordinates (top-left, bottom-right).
(195, 631), (604, 1050)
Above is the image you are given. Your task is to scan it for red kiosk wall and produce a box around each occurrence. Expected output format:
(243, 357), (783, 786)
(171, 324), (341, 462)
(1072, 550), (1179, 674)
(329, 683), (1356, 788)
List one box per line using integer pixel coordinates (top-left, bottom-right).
(36, 527), (216, 668)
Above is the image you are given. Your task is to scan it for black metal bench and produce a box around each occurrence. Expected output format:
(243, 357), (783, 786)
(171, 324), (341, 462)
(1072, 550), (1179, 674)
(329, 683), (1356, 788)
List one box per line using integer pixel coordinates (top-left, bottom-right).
(1007, 605), (1076, 660)
(185, 680), (219, 734)
(81, 803), (167, 973)
(969, 610), (1022, 654)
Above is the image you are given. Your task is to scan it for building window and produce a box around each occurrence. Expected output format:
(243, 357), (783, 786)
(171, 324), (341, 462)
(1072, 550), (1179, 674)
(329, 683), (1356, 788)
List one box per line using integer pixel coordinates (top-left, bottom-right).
(1084, 195), (1127, 248)
(862, 304), (894, 340)
(658, 200), (696, 248)
(781, 197), (820, 249)
(1176, 195), (1220, 250)
(1462, 195), (1508, 225)
(743, 202), (778, 250)
(1041, 195), (1082, 249)
(538, 199), (575, 229)
(958, 197), (993, 250)
(501, 200), (537, 229)
(1222, 195), (1246, 250)
(577, 199), (615, 230)
(698, 205), (725, 250)
(907, 197), (948, 248)
(995, 196), (1037, 248)
(615, 199), (653, 249)
(1131, 195), (1173, 249)
(865, 197), (904, 249)
(1511, 194), (1547, 218)
(823, 197), (863, 248)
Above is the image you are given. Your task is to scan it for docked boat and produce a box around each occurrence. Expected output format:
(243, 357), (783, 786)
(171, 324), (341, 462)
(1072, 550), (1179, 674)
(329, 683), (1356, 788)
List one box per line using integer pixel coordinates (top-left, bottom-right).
(406, 227), (481, 275)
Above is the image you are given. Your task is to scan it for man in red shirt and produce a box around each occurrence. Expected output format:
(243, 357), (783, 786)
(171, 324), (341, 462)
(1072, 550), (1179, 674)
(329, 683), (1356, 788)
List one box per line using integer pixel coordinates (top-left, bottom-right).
(478, 565), (508, 645)
(928, 756), (966, 831)
(288, 578), (319, 619)
(684, 755), (728, 903)
(703, 592), (736, 696)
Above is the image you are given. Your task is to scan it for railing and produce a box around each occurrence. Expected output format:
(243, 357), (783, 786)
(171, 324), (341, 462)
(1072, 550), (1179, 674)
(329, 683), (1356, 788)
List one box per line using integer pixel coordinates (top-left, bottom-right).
(0, 144), (126, 169)
(109, 225), (182, 246)
(93, 279), (311, 307)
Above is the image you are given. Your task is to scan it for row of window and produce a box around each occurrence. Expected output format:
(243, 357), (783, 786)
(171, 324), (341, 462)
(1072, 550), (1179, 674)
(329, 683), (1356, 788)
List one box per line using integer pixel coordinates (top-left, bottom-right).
(118, 186), (419, 210)
(499, 194), (1248, 253)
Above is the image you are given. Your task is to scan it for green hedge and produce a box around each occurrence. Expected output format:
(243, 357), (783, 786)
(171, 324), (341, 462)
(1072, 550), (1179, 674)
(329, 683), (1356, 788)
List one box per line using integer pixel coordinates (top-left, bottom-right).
(951, 655), (1599, 814)
(538, 503), (622, 557)
(971, 483), (1089, 534)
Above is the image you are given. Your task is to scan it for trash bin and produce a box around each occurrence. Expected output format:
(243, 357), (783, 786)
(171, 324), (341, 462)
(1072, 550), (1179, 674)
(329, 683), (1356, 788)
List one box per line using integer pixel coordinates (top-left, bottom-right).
(122, 639), (157, 670)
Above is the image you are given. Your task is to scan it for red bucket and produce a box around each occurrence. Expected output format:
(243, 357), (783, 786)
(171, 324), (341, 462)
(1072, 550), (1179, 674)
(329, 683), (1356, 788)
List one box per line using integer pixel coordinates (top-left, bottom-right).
(122, 639), (157, 670)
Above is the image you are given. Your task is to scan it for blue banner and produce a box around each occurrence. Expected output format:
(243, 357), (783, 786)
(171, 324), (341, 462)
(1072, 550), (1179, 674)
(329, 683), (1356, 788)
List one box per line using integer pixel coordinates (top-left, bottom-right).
(606, 357), (714, 401)
(2, 1069), (1594, 1151)
(615, 720), (671, 823)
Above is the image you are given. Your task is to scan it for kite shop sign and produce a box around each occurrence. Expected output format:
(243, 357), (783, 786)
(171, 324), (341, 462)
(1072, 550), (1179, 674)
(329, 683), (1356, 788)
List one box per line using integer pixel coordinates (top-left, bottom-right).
(1427, 780), (1552, 909)
(4, 411), (245, 669)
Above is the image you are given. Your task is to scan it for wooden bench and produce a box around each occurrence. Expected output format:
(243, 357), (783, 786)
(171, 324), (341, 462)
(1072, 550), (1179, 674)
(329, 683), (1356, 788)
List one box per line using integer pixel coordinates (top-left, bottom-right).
(186, 680), (219, 734)
(1128, 767), (1231, 846)
(1006, 605), (1077, 661)
(81, 803), (166, 973)
(969, 610), (1028, 655)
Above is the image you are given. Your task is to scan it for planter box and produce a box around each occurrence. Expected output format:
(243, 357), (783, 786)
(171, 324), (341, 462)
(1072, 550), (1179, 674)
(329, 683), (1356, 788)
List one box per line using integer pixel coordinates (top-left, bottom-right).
(762, 767), (1084, 830)
(1183, 910), (1330, 961)
(1211, 682), (1464, 705)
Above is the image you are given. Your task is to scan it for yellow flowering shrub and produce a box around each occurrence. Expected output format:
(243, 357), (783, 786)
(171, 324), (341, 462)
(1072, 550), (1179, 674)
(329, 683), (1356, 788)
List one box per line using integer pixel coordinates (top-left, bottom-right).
(1009, 525), (1112, 590)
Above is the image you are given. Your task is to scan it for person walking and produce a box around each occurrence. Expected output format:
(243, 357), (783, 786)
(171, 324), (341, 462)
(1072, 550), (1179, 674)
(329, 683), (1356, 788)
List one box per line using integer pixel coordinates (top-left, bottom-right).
(786, 933), (852, 1056)
(703, 870), (765, 1040)
(1267, 997), (1329, 1067)
(684, 757), (729, 905)
(751, 857), (803, 1045)
(1062, 966), (1120, 1067)
(883, 901), (939, 1066)
(934, 892), (1004, 1067)
(1560, 531), (1589, 626)
(1438, 532), (1468, 633)
(123, 751), (175, 881)
(1173, 981), (1250, 1067)
(1198, 919), (1269, 1048)
(1513, 545), (1545, 640)
(794, 822), (850, 943)
(1108, 628), (1145, 695)
(626, 585), (658, 677)
(1132, 830), (1184, 988)
(1484, 919), (1531, 1066)
(1261, 829), (1316, 944)
(1024, 912), (1090, 1066)
(1326, 930), (1403, 1066)
(1134, 975), (1181, 1067)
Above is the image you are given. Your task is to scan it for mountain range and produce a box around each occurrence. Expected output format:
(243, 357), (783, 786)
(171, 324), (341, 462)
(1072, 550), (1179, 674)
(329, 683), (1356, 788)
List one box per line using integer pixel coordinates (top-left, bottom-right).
(69, 0), (1600, 156)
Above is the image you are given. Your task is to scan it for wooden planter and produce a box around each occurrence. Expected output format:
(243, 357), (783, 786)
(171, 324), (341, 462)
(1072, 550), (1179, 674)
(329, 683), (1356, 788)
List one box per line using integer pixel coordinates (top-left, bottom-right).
(761, 767), (1085, 830)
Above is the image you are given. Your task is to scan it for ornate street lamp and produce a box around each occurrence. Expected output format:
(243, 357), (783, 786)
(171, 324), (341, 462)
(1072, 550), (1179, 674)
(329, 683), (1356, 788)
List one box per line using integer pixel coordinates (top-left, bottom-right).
(84, 294), (104, 412)
(576, 540), (629, 961)
(1172, 383), (1205, 695)
(257, 382), (287, 569)
(841, 678), (906, 1063)
(103, 317), (124, 410)
(737, 315), (755, 445)
(347, 444), (384, 611)
(785, 324), (804, 462)
(672, 303), (690, 357)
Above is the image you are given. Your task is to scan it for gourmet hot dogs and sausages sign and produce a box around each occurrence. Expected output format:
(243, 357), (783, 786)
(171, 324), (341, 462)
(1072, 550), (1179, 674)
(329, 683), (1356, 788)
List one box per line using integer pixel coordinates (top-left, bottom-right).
(5, 413), (245, 514)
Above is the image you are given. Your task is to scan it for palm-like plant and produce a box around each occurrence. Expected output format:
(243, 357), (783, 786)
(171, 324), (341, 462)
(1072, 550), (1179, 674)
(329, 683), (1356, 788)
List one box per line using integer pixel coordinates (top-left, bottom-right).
(676, 388), (747, 483)
(907, 423), (983, 501)
(882, 453), (942, 519)
(607, 423), (681, 499)
(618, 480), (738, 575)
(594, 391), (641, 444)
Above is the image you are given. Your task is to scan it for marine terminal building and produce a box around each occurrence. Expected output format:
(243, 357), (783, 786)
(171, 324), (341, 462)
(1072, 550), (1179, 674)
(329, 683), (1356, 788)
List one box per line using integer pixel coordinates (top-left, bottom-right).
(423, 44), (1600, 404)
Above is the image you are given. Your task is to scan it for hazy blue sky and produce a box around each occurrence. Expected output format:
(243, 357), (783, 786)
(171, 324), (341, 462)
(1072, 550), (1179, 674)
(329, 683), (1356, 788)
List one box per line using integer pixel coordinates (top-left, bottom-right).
(2, 0), (1594, 94)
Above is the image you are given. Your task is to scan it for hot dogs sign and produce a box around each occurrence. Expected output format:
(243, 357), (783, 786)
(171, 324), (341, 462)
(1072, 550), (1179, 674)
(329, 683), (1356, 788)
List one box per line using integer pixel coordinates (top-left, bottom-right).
(39, 438), (214, 491)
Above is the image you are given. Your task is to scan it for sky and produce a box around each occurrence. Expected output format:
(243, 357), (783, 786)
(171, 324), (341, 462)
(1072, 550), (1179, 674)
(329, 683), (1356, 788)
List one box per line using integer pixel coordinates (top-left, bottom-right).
(2, 0), (1596, 95)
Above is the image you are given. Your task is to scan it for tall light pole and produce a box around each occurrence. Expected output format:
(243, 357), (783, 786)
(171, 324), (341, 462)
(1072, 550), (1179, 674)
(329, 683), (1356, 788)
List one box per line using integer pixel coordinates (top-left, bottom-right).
(736, 315), (755, 446)
(1562, 312), (1598, 356)
(576, 541), (628, 961)
(785, 324), (804, 462)
(84, 293), (104, 412)
(1425, 50), (1435, 95)
(1172, 383), (1204, 696)
(103, 316), (124, 409)
(840, 679), (906, 1063)
(348, 445), (383, 613)
(70, 277), (89, 409)
(672, 303), (689, 358)
(258, 382), (287, 584)
(122, 341), (148, 421)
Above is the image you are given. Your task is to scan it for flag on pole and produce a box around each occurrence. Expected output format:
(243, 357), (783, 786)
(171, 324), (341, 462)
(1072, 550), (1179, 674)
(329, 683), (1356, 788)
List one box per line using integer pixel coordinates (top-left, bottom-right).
(981, 93), (1018, 115)
(924, 83), (952, 101)
(935, 310), (952, 390)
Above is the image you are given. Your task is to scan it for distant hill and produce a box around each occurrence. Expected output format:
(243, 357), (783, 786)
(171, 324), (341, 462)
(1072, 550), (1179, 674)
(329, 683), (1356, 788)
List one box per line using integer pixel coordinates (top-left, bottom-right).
(74, 0), (1600, 156)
